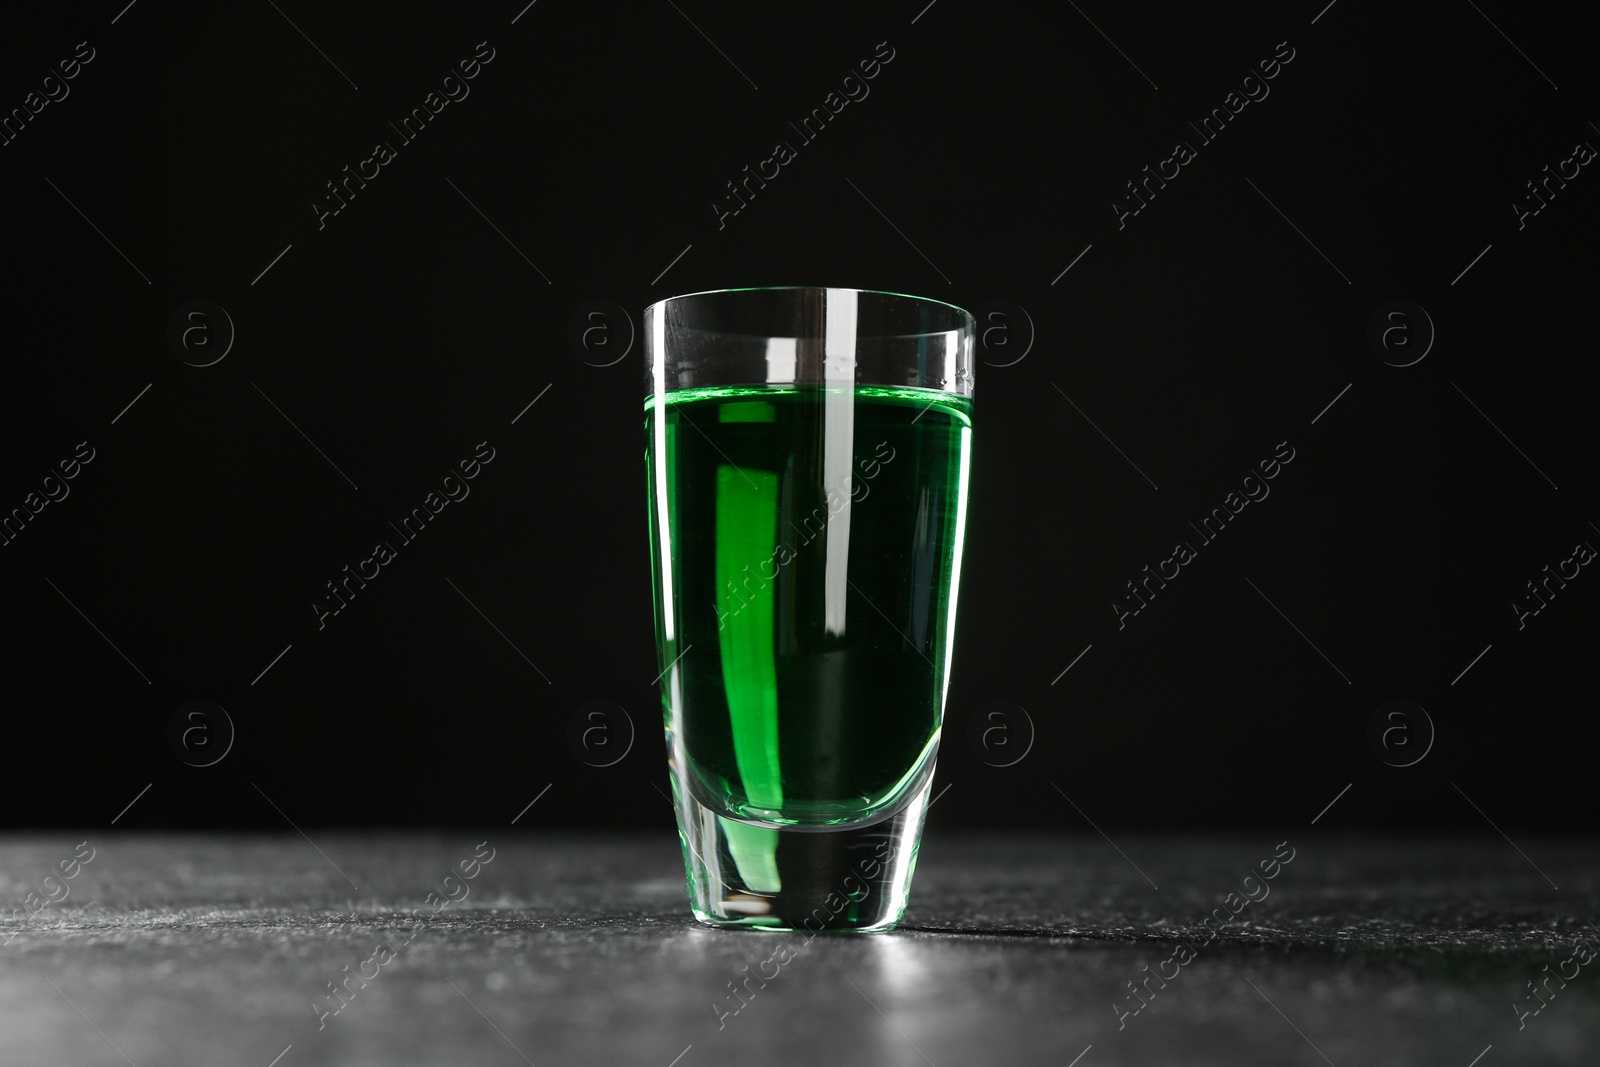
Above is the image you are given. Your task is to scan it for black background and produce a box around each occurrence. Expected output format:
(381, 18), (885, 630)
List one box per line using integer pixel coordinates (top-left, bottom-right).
(2, 1), (1593, 833)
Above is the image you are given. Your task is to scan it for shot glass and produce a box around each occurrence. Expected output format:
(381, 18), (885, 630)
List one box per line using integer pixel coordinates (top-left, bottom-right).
(644, 287), (974, 932)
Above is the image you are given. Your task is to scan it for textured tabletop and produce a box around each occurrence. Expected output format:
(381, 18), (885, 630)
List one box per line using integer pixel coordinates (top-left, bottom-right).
(3, 831), (1597, 1066)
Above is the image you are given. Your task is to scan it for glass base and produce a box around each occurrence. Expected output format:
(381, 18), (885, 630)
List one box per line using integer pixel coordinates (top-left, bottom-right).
(670, 771), (934, 932)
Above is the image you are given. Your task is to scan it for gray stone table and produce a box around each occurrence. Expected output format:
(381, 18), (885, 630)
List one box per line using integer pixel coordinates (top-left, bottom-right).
(3, 831), (1597, 1066)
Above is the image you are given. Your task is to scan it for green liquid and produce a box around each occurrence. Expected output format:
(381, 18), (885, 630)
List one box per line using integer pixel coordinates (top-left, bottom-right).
(646, 385), (972, 827)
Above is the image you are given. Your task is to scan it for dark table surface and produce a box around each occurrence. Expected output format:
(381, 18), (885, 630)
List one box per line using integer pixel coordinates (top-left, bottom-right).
(3, 831), (1596, 1066)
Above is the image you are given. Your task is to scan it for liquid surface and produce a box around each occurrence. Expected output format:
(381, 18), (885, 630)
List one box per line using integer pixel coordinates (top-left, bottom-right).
(646, 385), (972, 825)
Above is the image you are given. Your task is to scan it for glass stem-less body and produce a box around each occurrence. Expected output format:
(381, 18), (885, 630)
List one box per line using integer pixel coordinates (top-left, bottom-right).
(644, 286), (975, 932)
(647, 385), (971, 930)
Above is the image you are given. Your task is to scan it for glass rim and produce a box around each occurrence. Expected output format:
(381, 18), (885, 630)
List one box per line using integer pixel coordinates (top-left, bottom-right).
(643, 285), (976, 332)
